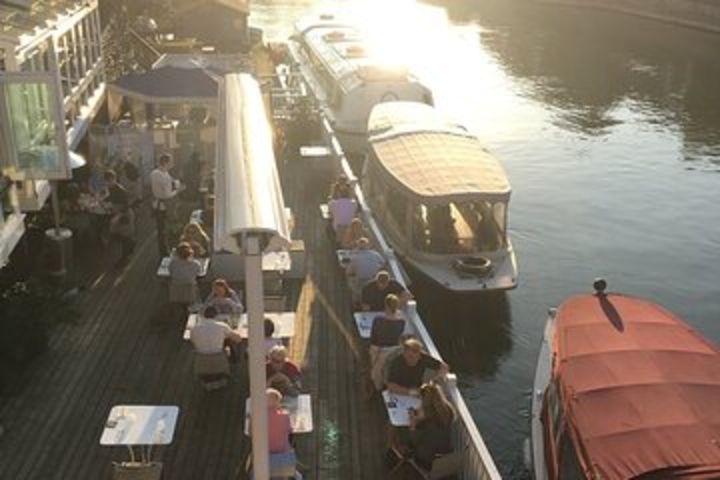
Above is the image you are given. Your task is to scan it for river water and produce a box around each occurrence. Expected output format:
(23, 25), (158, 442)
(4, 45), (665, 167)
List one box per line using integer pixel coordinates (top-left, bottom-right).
(252, 0), (720, 477)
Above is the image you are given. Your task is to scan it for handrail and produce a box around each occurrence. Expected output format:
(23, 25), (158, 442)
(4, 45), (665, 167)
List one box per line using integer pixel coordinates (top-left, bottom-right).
(317, 115), (502, 480)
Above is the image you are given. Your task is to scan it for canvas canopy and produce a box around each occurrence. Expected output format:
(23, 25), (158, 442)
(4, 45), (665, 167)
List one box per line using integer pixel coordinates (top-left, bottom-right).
(213, 73), (290, 254)
(553, 293), (720, 479)
(109, 66), (218, 104)
(368, 102), (510, 201)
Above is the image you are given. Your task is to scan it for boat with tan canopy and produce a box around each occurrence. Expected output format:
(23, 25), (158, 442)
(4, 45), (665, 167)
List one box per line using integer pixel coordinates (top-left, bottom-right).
(362, 101), (517, 292)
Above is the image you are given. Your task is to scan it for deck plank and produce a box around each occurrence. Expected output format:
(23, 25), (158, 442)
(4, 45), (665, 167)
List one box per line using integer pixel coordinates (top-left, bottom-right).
(0, 159), (388, 479)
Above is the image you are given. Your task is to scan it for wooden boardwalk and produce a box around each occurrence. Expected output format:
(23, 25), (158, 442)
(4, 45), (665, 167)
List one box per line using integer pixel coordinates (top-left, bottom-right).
(0, 160), (387, 479)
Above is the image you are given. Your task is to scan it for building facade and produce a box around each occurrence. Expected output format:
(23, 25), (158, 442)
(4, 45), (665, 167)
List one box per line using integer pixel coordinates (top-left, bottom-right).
(0, 0), (106, 266)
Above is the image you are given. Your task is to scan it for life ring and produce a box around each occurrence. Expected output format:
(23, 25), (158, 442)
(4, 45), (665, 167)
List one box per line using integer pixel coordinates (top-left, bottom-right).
(381, 91), (399, 103)
(453, 255), (493, 276)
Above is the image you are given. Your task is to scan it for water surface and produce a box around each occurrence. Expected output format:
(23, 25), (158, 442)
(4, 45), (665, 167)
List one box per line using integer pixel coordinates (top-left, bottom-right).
(252, 0), (720, 476)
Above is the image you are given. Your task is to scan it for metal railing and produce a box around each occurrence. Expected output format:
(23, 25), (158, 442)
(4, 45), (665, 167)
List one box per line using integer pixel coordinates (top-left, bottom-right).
(318, 116), (502, 480)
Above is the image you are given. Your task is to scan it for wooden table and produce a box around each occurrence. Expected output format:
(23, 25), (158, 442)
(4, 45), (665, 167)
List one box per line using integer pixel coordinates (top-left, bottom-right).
(100, 405), (179, 463)
(184, 312), (295, 341)
(156, 256), (210, 278)
(244, 394), (313, 434)
(382, 391), (420, 427)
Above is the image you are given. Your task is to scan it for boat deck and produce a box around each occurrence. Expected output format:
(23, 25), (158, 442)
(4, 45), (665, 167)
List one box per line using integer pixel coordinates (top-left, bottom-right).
(0, 160), (387, 479)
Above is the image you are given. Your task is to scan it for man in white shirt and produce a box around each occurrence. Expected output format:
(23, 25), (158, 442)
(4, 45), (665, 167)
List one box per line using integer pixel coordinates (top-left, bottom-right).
(346, 237), (386, 304)
(150, 153), (180, 256)
(190, 306), (243, 355)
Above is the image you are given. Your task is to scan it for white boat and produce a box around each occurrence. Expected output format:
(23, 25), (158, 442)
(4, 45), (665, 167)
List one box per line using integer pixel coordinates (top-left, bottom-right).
(529, 280), (720, 479)
(362, 102), (518, 292)
(289, 13), (433, 156)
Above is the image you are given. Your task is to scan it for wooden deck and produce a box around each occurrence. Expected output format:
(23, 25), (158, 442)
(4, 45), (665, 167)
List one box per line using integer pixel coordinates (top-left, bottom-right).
(0, 160), (387, 479)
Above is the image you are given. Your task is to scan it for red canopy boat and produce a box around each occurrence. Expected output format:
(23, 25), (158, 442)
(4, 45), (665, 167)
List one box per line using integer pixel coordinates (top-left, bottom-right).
(529, 281), (720, 480)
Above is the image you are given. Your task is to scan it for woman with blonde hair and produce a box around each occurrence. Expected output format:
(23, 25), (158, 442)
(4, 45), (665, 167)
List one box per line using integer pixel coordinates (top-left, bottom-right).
(369, 294), (406, 390)
(180, 222), (211, 257)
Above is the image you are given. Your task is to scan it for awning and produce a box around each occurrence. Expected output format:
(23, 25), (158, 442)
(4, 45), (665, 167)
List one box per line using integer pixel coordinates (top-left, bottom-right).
(108, 66), (218, 104)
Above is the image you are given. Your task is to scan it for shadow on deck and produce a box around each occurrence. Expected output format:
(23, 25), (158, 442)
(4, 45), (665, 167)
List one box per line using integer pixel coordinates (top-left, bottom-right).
(0, 160), (387, 479)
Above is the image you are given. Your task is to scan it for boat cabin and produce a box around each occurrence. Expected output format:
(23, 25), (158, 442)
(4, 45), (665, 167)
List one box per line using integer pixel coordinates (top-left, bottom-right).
(536, 292), (720, 479)
(291, 14), (432, 153)
(363, 102), (517, 292)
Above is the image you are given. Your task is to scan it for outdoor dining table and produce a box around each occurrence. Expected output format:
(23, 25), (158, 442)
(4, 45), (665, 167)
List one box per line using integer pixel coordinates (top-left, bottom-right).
(100, 405), (179, 463)
(244, 394), (313, 434)
(183, 312), (296, 341)
(382, 391), (421, 427)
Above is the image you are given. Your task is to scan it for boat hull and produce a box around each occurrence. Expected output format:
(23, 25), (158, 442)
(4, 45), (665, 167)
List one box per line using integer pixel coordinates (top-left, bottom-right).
(397, 245), (518, 293)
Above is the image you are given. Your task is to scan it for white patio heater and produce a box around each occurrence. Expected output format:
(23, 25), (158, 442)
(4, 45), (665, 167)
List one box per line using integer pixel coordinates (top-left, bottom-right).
(214, 73), (291, 480)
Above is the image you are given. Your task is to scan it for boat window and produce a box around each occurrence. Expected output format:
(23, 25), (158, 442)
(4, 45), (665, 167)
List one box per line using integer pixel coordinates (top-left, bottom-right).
(411, 200), (506, 254)
(385, 185), (407, 236)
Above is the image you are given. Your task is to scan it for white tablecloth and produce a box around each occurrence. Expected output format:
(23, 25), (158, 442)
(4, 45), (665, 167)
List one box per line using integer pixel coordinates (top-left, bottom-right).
(100, 405), (179, 446)
(184, 312), (295, 341)
(382, 391), (420, 427)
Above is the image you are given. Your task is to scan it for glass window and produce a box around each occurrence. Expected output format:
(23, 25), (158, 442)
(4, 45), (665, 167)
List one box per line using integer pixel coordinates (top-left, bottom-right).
(1, 73), (69, 180)
(412, 200), (507, 254)
(385, 184), (407, 234)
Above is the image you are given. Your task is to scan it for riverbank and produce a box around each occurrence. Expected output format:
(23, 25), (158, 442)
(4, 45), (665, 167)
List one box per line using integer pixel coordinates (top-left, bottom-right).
(538, 0), (720, 33)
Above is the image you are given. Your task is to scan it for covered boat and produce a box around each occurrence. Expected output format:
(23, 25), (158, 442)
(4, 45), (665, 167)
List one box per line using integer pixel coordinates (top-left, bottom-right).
(362, 102), (517, 292)
(289, 13), (433, 155)
(530, 280), (720, 480)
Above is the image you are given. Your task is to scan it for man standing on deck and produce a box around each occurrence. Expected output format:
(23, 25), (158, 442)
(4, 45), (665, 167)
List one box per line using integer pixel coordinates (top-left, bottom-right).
(150, 153), (181, 257)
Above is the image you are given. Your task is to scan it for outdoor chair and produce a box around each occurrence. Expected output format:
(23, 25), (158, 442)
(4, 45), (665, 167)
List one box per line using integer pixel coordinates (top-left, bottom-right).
(112, 461), (163, 480)
(193, 351), (230, 391)
(389, 445), (466, 480)
(408, 447), (466, 479)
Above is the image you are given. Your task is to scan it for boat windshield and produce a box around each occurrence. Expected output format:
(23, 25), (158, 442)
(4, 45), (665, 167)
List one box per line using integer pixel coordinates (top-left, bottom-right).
(411, 200), (506, 254)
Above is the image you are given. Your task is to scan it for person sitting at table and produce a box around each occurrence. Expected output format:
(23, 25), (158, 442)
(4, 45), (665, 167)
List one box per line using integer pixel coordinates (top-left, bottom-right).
(369, 294), (407, 391)
(180, 222), (211, 258)
(203, 278), (243, 316)
(190, 306), (244, 356)
(266, 388), (293, 454)
(328, 173), (350, 200)
(361, 270), (412, 312)
(169, 242), (202, 312)
(266, 345), (302, 397)
(346, 238), (386, 305)
(265, 318), (283, 355)
(386, 338), (449, 397)
(341, 217), (371, 249)
(401, 382), (456, 471)
(328, 184), (357, 244)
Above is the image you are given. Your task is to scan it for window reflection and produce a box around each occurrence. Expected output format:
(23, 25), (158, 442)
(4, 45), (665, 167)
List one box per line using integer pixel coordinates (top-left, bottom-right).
(5, 81), (63, 175)
(412, 200), (506, 254)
